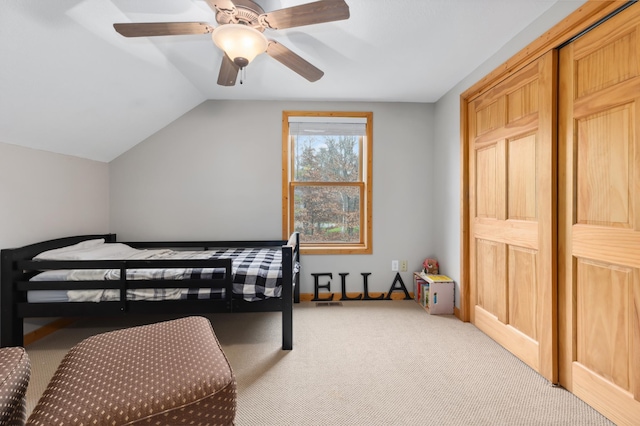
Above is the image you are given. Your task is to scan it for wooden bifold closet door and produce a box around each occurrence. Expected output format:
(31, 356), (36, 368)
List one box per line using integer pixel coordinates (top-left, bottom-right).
(467, 51), (557, 383)
(464, 2), (640, 423)
(558, 3), (640, 424)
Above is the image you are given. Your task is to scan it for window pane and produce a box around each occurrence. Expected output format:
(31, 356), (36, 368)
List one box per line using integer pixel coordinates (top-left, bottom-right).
(294, 185), (360, 243)
(283, 111), (372, 254)
(293, 135), (361, 182)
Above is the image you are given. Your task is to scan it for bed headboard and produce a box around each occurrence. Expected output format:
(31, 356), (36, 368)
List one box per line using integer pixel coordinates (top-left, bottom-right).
(0, 234), (116, 347)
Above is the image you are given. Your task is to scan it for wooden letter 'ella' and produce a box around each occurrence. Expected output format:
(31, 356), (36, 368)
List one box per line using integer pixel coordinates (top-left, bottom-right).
(311, 272), (334, 301)
(339, 273), (362, 300)
(385, 272), (412, 300)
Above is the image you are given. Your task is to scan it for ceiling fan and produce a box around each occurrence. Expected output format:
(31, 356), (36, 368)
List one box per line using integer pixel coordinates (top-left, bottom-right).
(113, 0), (350, 86)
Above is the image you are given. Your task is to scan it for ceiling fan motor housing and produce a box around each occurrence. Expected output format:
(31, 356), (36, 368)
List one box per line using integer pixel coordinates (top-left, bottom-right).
(234, 57), (249, 68)
(215, 0), (266, 31)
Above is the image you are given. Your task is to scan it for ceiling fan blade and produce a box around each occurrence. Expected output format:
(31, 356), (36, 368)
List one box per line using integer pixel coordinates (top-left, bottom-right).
(217, 54), (240, 86)
(259, 0), (349, 30)
(113, 22), (214, 37)
(204, 0), (237, 16)
(266, 40), (324, 82)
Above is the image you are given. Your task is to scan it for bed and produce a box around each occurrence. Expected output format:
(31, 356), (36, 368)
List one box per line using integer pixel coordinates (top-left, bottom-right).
(0, 233), (300, 350)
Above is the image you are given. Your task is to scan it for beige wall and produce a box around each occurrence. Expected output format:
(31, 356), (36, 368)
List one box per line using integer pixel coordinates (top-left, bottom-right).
(110, 100), (435, 296)
(0, 142), (109, 331)
(0, 142), (110, 247)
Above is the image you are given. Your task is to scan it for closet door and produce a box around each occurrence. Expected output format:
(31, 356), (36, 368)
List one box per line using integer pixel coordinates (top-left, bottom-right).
(468, 51), (557, 382)
(559, 4), (640, 424)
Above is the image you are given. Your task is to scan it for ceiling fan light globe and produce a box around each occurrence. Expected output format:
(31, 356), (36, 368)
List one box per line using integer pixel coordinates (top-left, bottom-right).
(212, 24), (267, 67)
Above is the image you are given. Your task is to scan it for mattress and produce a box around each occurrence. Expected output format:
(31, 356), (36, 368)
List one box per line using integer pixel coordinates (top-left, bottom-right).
(28, 241), (288, 302)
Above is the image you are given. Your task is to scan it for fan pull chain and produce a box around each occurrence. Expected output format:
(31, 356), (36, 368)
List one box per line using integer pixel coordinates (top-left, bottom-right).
(240, 67), (245, 85)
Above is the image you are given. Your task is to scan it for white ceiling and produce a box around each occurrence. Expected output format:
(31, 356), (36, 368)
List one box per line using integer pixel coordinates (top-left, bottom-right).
(1, 0), (580, 162)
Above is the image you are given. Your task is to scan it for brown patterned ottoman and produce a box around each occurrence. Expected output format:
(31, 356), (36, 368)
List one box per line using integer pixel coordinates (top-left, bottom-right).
(0, 347), (31, 426)
(27, 316), (236, 425)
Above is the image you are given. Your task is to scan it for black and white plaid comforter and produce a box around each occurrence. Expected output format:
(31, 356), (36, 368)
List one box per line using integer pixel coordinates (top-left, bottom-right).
(32, 247), (289, 303)
(183, 247), (284, 302)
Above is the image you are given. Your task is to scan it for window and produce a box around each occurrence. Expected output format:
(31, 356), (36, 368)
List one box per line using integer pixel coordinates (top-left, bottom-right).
(282, 111), (372, 254)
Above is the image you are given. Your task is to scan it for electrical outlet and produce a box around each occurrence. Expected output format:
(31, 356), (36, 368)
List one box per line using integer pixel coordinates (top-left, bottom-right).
(391, 260), (399, 271)
(400, 260), (408, 272)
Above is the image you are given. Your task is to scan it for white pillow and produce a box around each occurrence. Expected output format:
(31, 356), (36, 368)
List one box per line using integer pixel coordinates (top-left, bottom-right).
(60, 243), (141, 260)
(33, 239), (105, 260)
(34, 242), (140, 261)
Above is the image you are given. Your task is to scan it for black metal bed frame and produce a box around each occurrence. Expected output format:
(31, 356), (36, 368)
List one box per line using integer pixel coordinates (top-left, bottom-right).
(0, 233), (300, 350)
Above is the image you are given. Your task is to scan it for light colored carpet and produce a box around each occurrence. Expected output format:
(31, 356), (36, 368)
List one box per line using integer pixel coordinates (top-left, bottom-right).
(25, 301), (614, 425)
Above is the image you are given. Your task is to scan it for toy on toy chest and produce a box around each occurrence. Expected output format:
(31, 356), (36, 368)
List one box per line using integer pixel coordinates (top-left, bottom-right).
(422, 258), (439, 275)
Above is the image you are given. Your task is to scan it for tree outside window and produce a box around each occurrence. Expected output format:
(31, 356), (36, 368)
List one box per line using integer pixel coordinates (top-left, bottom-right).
(282, 111), (372, 254)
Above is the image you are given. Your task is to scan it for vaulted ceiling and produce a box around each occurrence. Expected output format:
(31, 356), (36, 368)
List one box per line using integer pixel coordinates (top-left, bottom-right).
(0, 0), (584, 162)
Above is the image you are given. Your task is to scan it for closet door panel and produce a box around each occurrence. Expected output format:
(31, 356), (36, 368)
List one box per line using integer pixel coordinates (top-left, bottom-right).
(468, 52), (557, 382)
(576, 260), (631, 389)
(577, 105), (632, 227)
(559, 4), (640, 423)
(508, 134), (537, 220)
(476, 239), (507, 322)
(508, 246), (538, 339)
(475, 144), (500, 219)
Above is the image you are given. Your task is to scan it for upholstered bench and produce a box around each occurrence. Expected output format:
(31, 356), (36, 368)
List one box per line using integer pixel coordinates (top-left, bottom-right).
(27, 316), (236, 425)
(0, 347), (31, 426)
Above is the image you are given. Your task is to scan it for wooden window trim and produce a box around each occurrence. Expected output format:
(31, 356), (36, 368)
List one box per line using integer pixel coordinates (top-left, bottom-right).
(282, 110), (373, 255)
